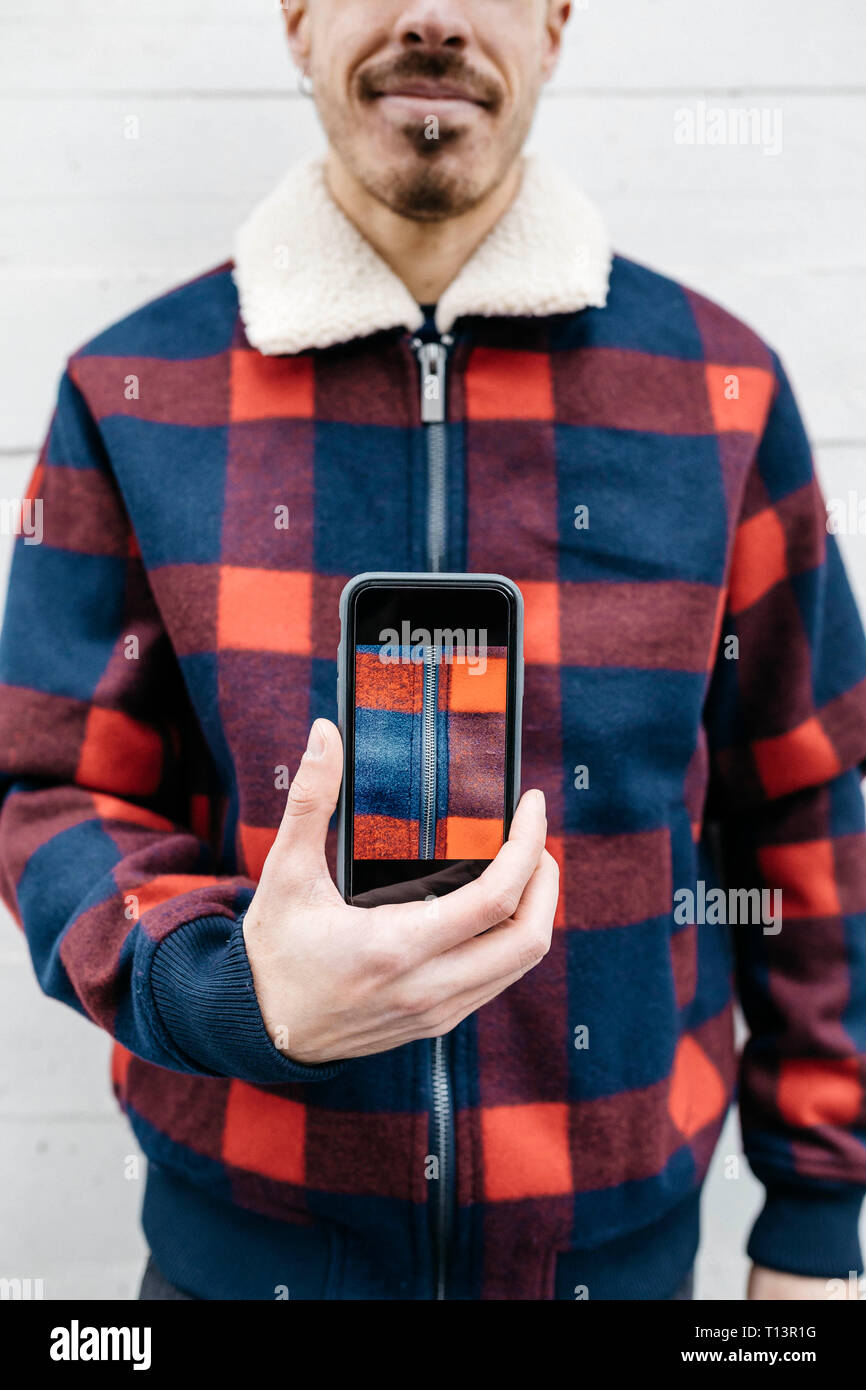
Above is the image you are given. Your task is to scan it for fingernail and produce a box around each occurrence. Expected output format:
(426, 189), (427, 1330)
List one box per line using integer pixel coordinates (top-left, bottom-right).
(533, 789), (546, 814)
(305, 720), (326, 759)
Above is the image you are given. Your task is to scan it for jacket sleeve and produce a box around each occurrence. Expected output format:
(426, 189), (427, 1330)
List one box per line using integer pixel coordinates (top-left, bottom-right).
(0, 367), (341, 1085)
(704, 352), (866, 1278)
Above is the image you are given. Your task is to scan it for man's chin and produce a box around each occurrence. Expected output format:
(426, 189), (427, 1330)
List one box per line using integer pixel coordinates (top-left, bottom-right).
(360, 147), (488, 222)
(384, 175), (478, 221)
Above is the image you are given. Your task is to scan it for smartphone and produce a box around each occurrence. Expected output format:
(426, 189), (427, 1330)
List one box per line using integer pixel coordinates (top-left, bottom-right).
(337, 573), (524, 906)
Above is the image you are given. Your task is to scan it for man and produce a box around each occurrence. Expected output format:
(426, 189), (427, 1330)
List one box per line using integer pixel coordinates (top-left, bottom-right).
(1, 0), (864, 1301)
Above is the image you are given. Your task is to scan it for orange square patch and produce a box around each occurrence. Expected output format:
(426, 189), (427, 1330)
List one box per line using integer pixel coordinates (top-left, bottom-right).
(76, 706), (163, 797)
(447, 656), (507, 713)
(704, 363), (775, 436)
(222, 1082), (306, 1185)
(218, 567), (312, 653)
(481, 1101), (572, 1200)
(444, 816), (504, 859)
(757, 837), (841, 920)
(230, 350), (314, 422)
(727, 506), (788, 615)
(521, 581), (560, 665)
(752, 718), (841, 800)
(777, 1056), (862, 1128)
(668, 1036), (727, 1138)
(465, 349), (554, 421)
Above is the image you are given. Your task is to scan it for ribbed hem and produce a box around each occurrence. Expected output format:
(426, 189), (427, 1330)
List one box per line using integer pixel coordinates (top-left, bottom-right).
(553, 1192), (700, 1300)
(144, 1164), (699, 1301)
(747, 1178), (865, 1278)
(149, 913), (347, 1084)
(142, 1164), (339, 1300)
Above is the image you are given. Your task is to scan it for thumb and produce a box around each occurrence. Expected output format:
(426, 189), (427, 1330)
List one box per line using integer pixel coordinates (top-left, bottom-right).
(273, 719), (343, 882)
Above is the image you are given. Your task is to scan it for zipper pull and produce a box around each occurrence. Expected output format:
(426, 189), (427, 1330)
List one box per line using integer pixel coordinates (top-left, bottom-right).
(412, 336), (453, 424)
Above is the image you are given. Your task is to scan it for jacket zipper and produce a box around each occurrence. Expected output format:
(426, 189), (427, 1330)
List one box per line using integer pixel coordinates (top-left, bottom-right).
(412, 337), (452, 573)
(420, 644), (438, 860)
(411, 332), (455, 1300)
(429, 1033), (453, 1300)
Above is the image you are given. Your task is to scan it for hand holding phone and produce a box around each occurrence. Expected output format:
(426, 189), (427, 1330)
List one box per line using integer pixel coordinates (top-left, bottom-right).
(241, 719), (557, 1066)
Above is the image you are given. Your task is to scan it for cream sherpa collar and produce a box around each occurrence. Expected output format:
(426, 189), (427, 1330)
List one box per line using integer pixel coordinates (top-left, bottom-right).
(233, 154), (611, 354)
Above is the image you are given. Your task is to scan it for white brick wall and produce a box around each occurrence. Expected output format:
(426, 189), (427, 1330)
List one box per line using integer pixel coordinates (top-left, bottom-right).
(1, 0), (864, 1300)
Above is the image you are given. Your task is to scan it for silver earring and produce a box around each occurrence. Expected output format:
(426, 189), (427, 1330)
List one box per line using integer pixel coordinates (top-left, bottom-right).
(297, 68), (314, 98)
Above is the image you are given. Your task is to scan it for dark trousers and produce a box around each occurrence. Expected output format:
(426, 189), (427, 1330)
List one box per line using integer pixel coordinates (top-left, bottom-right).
(139, 1256), (195, 1300)
(138, 1254), (695, 1301)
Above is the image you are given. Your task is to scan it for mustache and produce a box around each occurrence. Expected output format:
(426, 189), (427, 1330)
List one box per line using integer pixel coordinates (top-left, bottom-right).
(357, 50), (504, 114)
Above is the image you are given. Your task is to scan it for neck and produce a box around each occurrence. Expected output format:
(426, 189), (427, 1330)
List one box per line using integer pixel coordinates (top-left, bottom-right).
(324, 151), (523, 305)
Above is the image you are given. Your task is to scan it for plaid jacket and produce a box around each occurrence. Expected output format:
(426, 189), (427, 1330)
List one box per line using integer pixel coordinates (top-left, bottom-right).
(2, 155), (866, 1300)
(354, 643), (508, 859)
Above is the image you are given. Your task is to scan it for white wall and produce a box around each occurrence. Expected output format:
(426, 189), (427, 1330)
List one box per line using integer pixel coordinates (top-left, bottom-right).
(1, 0), (864, 1300)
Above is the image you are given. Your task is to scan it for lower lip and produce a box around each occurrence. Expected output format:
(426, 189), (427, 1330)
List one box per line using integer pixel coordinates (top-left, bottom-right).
(374, 92), (482, 116)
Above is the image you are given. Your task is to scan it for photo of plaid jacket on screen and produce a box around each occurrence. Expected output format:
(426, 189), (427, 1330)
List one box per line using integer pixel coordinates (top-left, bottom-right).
(0, 155), (865, 1299)
(354, 643), (507, 860)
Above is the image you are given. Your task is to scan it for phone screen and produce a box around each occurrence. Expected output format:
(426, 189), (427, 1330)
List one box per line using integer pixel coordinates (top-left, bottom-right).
(343, 580), (519, 906)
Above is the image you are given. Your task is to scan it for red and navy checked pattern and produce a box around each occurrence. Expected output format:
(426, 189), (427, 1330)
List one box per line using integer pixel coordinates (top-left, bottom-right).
(353, 644), (422, 858)
(1, 254), (866, 1296)
(436, 647), (507, 858)
(353, 643), (507, 859)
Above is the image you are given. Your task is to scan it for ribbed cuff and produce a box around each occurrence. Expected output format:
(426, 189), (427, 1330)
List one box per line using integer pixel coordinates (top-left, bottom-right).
(149, 913), (347, 1085)
(747, 1178), (865, 1278)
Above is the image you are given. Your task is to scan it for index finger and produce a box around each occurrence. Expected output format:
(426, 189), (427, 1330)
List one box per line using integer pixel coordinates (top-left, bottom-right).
(381, 788), (548, 968)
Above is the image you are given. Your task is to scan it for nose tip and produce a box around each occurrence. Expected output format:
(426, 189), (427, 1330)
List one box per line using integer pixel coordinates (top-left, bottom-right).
(396, 2), (472, 49)
(401, 29), (465, 49)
